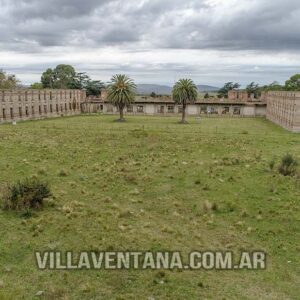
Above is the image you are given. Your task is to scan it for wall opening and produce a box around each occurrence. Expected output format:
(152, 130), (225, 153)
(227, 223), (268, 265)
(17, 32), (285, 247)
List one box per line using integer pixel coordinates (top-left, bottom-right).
(137, 105), (144, 113)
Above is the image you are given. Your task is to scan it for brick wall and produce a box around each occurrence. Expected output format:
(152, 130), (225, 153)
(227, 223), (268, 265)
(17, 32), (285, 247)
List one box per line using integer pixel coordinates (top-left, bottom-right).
(266, 91), (300, 132)
(0, 89), (86, 123)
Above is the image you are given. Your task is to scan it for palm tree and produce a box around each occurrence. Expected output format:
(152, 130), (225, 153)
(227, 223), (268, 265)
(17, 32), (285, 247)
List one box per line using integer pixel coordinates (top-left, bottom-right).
(107, 74), (137, 122)
(172, 79), (198, 123)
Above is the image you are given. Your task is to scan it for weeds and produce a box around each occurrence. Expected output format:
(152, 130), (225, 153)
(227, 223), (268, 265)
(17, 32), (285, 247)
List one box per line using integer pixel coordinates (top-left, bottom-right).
(278, 154), (298, 176)
(1, 178), (51, 211)
(269, 159), (276, 171)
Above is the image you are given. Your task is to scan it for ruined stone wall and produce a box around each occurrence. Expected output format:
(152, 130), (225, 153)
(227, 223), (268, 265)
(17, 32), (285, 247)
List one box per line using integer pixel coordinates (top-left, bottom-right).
(0, 89), (86, 123)
(2, 89), (299, 132)
(228, 90), (266, 103)
(266, 91), (300, 132)
(228, 90), (249, 102)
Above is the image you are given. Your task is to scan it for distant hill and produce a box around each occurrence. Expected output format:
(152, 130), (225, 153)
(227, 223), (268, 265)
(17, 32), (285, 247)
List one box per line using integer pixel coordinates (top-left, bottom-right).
(136, 84), (219, 95)
(136, 84), (172, 95)
(197, 85), (220, 92)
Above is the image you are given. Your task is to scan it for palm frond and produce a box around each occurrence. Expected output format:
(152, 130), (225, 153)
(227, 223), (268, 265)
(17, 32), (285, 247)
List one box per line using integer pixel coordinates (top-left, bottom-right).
(172, 78), (198, 104)
(107, 74), (137, 106)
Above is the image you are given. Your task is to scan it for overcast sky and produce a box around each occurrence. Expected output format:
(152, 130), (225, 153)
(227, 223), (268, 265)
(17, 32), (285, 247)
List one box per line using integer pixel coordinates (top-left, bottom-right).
(1, 0), (300, 87)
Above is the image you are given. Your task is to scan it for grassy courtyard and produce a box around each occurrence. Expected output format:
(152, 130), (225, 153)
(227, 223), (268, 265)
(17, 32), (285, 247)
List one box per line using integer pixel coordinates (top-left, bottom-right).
(0, 115), (299, 299)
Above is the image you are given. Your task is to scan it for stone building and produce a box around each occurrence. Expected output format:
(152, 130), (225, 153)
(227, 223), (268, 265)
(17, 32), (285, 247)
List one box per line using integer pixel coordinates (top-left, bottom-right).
(83, 91), (267, 117)
(1, 88), (299, 133)
(0, 89), (85, 123)
(266, 91), (300, 132)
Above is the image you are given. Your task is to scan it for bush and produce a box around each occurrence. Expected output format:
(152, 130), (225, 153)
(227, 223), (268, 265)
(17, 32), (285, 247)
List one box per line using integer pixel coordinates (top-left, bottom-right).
(1, 178), (51, 211)
(269, 159), (276, 171)
(278, 154), (298, 176)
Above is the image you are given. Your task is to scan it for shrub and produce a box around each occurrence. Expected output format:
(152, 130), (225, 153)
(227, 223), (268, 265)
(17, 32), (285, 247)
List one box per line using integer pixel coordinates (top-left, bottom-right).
(278, 154), (298, 176)
(269, 159), (276, 171)
(1, 178), (51, 211)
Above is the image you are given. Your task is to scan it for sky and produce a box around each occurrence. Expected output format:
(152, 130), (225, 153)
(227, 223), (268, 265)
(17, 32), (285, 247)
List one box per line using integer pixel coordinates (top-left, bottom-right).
(1, 0), (300, 87)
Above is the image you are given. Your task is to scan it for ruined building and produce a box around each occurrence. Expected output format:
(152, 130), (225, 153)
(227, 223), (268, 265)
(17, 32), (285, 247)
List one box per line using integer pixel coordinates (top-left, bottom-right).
(82, 89), (267, 117)
(0, 89), (85, 122)
(0, 88), (299, 132)
(266, 91), (300, 132)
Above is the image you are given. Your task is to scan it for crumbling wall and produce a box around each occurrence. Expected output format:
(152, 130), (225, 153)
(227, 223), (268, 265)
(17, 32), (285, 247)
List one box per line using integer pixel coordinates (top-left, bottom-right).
(266, 91), (300, 132)
(0, 89), (86, 123)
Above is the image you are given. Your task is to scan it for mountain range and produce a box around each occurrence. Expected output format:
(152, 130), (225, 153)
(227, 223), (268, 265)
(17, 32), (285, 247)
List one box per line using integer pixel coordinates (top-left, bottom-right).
(136, 84), (219, 95)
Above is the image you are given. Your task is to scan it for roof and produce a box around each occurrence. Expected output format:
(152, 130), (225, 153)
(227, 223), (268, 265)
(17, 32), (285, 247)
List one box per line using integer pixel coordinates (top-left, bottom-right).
(86, 96), (265, 105)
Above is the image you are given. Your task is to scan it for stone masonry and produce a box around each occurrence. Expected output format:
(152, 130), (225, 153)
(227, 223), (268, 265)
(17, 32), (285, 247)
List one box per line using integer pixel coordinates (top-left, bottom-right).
(266, 91), (300, 132)
(0, 89), (299, 133)
(0, 89), (85, 123)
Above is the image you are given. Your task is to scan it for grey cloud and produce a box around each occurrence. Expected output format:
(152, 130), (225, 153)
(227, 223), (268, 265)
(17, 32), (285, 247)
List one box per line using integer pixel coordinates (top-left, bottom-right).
(1, 0), (300, 52)
(5, 0), (108, 20)
(160, 0), (300, 51)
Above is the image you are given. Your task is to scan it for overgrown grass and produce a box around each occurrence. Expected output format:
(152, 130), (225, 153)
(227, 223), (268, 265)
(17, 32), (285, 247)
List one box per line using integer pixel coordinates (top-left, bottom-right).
(1, 177), (51, 211)
(278, 153), (298, 176)
(0, 115), (299, 299)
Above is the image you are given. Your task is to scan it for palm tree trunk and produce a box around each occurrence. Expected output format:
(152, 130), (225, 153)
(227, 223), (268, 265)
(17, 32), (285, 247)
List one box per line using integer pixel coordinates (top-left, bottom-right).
(120, 107), (124, 121)
(116, 105), (126, 122)
(180, 103), (187, 123)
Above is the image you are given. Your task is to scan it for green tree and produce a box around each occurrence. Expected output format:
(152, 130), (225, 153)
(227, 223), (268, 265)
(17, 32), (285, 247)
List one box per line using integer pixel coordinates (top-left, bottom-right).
(150, 92), (157, 98)
(285, 74), (300, 91)
(41, 65), (76, 89)
(41, 68), (55, 88)
(30, 82), (43, 89)
(72, 72), (90, 90)
(85, 80), (105, 97)
(107, 74), (137, 122)
(40, 66), (104, 95)
(71, 72), (104, 96)
(0, 70), (20, 89)
(204, 92), (210, 99)
(261, 81), (283, 91)
(218, 82), (240, 98)
(172, 78), (198, 124)
(246, 82), (260, 98)
(53, 64), (76, 89)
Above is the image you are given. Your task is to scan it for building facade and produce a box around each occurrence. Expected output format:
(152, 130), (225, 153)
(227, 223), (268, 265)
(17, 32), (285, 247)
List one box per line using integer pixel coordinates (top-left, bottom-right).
(266, 91), (300, 132)
(1, 89), (299, 132)
(83, 92), (267, 118)
(0, 89), (85, 123)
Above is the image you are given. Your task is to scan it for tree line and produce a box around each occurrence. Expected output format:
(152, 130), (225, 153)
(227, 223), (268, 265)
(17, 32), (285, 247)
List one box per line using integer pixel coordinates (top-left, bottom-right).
(35, 64), (104, 97)
(217, 75), (300, 99)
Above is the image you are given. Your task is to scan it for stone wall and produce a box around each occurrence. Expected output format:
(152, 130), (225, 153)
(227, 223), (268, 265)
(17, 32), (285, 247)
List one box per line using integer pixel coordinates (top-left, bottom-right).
(2, 89), (299, 132)
(266, 91), (300, 132)
(228, 90), (266, 102)
(228, 90), (249, 102)
(83, 99), (266, 117)
(0, 89), (85, 123)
